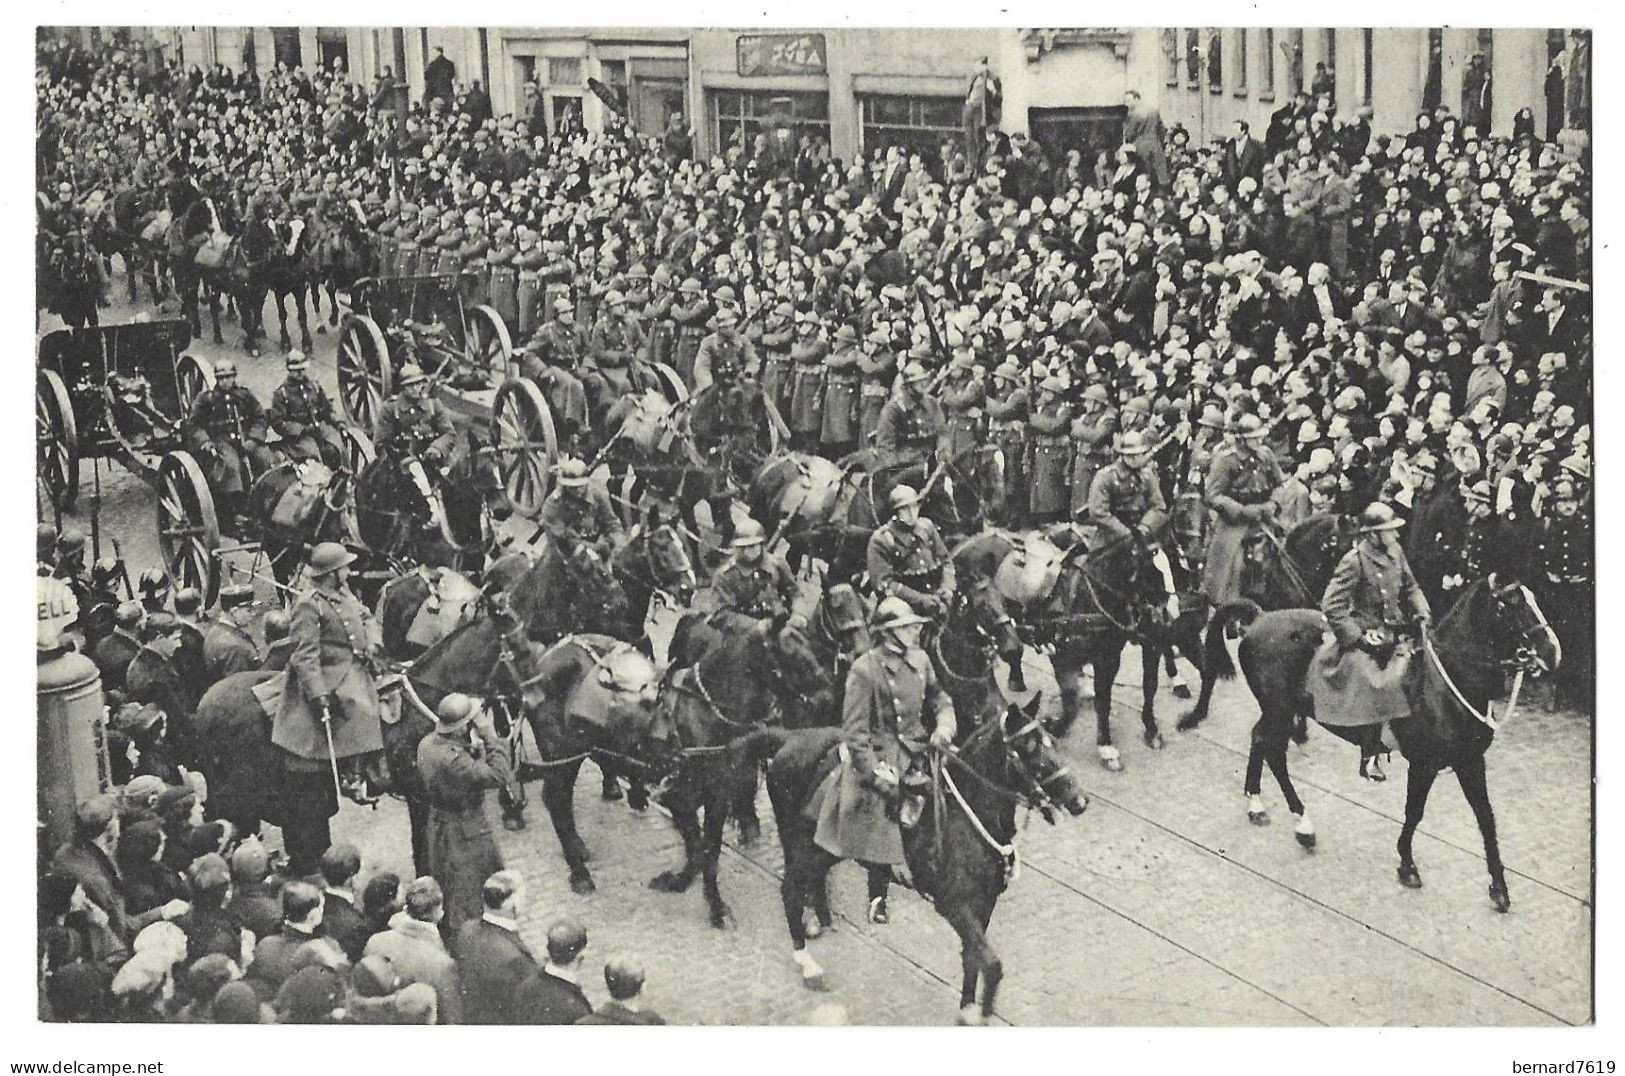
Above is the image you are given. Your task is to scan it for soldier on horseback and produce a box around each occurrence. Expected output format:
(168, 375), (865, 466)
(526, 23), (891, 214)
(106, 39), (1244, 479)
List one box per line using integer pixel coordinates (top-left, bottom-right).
(713, 518), (803, 633)
(1085, 430), (1170, 577)
(268, 350), (343, 467)
(872, 355), (948, 508)
(186, 357), (276, 524)
(692, 305), (766, 547)
(1308, 502), (1432, 781)
(867, 485), (956, 619)
(539, 457), (624, 560)
(1201, 413), (1286, 607)
(273, 542), (386, 872)
(809, 596), (957, 924)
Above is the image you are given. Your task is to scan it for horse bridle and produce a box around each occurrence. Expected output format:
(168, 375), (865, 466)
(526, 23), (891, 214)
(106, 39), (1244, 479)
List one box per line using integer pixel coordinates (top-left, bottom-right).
(948, 712), (1076, 814)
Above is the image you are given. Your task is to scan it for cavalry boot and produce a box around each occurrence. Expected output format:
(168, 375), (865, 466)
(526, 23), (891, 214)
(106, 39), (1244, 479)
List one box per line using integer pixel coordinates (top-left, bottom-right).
(1003, 649), (1028, 693)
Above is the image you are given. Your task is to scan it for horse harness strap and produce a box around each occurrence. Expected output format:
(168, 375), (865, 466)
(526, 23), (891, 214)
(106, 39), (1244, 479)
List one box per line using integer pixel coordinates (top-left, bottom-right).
(1421, 634), (1498, 730)
(937, 753), (1020, 884)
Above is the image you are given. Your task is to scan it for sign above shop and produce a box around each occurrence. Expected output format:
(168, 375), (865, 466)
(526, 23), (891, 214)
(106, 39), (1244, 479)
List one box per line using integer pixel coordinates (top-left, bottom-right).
(736, 33), (828, 77)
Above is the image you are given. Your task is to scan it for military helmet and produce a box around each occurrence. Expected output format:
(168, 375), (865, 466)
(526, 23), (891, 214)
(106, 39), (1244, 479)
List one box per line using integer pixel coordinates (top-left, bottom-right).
(889, 484), (922, 511)
(436, 693), (476, 730)
(1117, 430), (1155, 456)
(870, 596), (930, 632)
(555, 457), (590, 488)
(309, 542), (357, 575)
(900, 361), (931, 385)
(397, 364), (427, 388)
(730, 518), (767, 548)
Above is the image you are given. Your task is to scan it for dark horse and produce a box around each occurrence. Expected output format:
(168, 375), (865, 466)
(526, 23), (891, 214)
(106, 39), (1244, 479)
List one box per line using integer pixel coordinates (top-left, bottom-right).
(1224, 575), (1559, 911)
(42, 230), (105, 329)
(89, 188), (167, 307)
(260, 217), (323, 355)
(966, 528), (1191, 771)
(247, 456), (365, 596)
(641, 615), (834, 927)
(354, 432), (513, 572)
(318, 201), (376, 327)
(1177, 510), (1357, 736)
(609, 521), (699, 638)
(738, 690), (1087, 1024)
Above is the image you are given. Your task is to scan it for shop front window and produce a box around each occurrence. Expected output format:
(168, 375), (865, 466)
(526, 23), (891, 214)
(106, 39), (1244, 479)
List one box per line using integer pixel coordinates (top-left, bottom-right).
(860, 94), (960, 159)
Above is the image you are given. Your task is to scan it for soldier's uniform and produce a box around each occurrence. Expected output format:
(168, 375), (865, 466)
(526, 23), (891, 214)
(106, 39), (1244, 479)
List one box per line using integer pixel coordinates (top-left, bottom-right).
(692, 325), (760, 395)
(940, 360), (987, 462)
(512, 235), (548, 338)
(714, 552), (798, 625)
(820, 329), (863, 457)
(985, 369), (1030, 528)
(521, 319), (591, 444)
(867, 514), (956, 614)
(787, 323), (830, 450)
(1201, 433), (1286, 605)
(274, 576), (385, 873)
(186, 384), (275, 509)
(855, 337), (894, 450)
(417, 710), (511, 932)
(375, 392), (457, 468)
(670, 283), (712, 387)
(1087, 456), (1170, 551)
(539, 484), (624, 556)
(585, 305), (648, 411)
(485, 227), (520, 327)
(873, 386), (948, 488)
(645, 270), (676, 367)
(1539, 502), (1592, 710)
(1068, 396), (1119, 519)
(812, 632), (957, 867)
(268, 375), (342, 467)
(758, 305), (796, 415)
(1026, 393), (1074, 523)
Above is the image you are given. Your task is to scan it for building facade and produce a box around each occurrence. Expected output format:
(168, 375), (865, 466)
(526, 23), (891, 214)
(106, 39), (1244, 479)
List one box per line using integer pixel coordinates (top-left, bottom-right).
(104, 27), (1588, 157)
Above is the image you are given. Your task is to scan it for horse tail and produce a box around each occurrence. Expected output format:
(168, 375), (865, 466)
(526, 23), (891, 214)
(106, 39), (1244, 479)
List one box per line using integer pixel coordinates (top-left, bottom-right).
(1204, 600), (1262, 681)
(729, 727), (790, 771)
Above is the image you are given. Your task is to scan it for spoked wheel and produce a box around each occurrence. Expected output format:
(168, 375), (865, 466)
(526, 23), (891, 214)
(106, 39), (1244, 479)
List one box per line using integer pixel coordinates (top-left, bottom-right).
(491, 376), (558, 518)
(465, 304), (513, 390)
(335, 426), (376, 547)
(337, 313), (391, 436)
(645, 361), (690, 406)
(37, 368), (79, 511)
(156, 451), (222, 607)
(174, 352), (216, 415)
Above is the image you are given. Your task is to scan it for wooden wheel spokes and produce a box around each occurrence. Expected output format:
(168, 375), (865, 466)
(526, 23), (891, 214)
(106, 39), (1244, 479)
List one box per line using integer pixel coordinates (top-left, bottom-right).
(155, 452), (221, 607)
(174, 353), (215, 415)
(491, 377), (557, 518)
(465, 304), (513, 391)
(37, 368), (79, 509)
(337, 314), (391, 437)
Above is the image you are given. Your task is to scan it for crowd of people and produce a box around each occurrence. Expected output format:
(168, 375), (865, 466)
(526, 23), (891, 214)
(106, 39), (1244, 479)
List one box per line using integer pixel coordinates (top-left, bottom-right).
(36, 30), (1594, 1023)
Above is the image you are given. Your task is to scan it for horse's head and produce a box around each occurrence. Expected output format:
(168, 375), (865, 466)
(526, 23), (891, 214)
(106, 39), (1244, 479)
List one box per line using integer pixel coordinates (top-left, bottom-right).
(965, 694), (1089, 821)
(950, 580), (1022, 662)
(760, 611), (834, 708)
(645, 523), (697, 603)
(817, 582), (871, 657)
(1480, 574), (1562, 676)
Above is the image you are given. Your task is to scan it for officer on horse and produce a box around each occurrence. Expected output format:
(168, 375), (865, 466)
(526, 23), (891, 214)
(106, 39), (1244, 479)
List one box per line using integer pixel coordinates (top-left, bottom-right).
(872, 356), (948, 508)
(268, 350), (343, 467)
(809, 596), (957, 925)
(1202, 412), (1286, 606)
(713, 517), (803, 633)
(272, 542), (386, 872)
(518, 298), (591, 453)
(1307, 502), (1432, 781)
(1085, 429), (1171, 588)
(867, 485), (956, 619)
(539, 457), (624, 559)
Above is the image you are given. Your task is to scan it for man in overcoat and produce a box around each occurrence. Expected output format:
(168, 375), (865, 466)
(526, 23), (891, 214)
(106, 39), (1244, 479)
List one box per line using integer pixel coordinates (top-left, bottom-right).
(810, 598), (957, 924)
(273, 542), (384, 868)
(1202, 414), (1286, 605)
(416, 693), (509, 933)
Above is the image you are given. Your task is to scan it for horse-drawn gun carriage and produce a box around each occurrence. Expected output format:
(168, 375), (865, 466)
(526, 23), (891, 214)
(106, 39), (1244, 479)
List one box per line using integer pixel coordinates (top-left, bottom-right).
(37, 318), (226, 602)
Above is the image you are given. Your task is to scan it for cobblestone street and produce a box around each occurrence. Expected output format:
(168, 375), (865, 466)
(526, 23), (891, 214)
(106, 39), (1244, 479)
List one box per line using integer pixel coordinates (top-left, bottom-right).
(44, 296), (1594, 1027)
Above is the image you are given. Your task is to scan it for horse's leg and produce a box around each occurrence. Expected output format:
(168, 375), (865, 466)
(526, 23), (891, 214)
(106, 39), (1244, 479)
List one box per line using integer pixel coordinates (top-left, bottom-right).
(406, 794), (432, 877)
(1396, 760), (1440, 890)
(599, 763), (623, 801)
(649, 778), (702, 894)
(1454, 754), (1510, 912)
(1265, 738), (1314, 849)
(539, 758), (595, 894)
(941, 898), (1002, 1025)
(296, 282), (314, 352)
(208, 281), (223, 345)
(1139, 638), (1164, 750)
(326, 278), (339, 327)
(732, 762), (762, 844)
(124, 250), (139, 303)
(1094, 644), (1124, 771)
(699, 780), (735, 929)
(276, 289), (292, 352)
(1051, 651), (1082, 740)
(785, 844), (838, 989)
